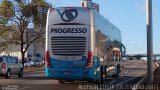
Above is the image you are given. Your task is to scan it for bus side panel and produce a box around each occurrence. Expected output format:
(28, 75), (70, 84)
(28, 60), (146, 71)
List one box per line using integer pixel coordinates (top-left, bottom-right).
(93, 10), (122, 77)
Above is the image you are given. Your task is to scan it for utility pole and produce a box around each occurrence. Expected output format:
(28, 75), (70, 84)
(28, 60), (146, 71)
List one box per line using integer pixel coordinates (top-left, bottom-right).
(146, 0), (153, 83)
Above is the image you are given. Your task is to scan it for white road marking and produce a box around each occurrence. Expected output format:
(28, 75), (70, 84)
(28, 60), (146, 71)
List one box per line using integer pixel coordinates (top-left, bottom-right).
(109, 80), (116, 84)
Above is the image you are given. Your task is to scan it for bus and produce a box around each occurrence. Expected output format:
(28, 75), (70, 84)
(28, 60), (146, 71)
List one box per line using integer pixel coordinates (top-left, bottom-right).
(45, 7), (123, 83)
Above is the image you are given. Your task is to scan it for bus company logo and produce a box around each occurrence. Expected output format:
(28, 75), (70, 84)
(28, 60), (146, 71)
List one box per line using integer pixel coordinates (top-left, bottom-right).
(61, 9), (78, 22)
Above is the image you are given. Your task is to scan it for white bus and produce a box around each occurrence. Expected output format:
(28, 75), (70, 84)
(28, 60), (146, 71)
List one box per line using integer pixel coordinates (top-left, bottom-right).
(45, 7), (123, 83)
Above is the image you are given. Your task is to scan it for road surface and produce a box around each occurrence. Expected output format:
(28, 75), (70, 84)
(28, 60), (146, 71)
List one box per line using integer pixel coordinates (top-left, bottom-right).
(0, 60), (158, 90)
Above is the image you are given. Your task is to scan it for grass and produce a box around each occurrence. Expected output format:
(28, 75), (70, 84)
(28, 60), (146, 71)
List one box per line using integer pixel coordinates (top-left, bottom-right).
(24, 65), (45, 72)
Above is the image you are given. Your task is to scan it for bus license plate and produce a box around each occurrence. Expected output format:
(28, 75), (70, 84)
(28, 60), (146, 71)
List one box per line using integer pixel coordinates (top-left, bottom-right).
(64, 71), (72, 75)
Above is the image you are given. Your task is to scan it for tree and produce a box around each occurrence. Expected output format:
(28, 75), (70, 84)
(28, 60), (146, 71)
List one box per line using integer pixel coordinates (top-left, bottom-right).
(0, 25), (10, 51)
(0, 0), (49, 66)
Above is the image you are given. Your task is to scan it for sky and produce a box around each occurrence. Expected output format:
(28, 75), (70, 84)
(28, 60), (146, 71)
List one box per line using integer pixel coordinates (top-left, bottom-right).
(46, 0), (160, 54)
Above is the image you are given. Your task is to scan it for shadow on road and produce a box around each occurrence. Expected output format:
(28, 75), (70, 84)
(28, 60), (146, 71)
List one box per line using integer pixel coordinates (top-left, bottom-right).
(5, 76), (49, 80)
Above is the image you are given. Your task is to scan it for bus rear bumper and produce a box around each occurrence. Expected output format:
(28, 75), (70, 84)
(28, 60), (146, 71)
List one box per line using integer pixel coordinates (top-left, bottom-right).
(46, 68), (96, 81)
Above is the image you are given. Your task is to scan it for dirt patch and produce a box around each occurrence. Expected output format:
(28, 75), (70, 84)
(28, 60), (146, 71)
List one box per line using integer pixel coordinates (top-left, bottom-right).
(137, 66), (160, 90)
(24, 65), (45, 72)
(153, 66), (160, 83)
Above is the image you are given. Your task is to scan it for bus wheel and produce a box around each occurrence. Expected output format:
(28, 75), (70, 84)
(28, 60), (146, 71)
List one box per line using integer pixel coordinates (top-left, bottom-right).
(58, 80), (65, 84)
(97, 66), (104, 84)
(100, 66), (104, 84)
(104, 65), (107, 78)
(94, 66), (104, 84)
(112, 67), (120, 78)
(117, 64), (121, 77)
(116, 69), (120, 77)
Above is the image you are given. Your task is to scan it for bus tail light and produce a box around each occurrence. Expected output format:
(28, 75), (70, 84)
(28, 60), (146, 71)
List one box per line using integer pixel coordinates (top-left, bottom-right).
(45, 51), (51, 68)
(85, 51), (93, 69)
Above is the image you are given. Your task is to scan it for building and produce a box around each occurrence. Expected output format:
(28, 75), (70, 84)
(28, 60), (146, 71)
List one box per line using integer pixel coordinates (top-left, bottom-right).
(81, 0), (99, 12)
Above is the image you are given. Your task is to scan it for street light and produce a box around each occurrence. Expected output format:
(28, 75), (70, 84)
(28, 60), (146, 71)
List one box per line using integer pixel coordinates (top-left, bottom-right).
(146, 0), (153, 83)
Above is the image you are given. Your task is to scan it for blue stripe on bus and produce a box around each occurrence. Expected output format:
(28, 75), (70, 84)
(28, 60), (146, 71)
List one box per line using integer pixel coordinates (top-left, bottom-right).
(45, 57), (100, 81)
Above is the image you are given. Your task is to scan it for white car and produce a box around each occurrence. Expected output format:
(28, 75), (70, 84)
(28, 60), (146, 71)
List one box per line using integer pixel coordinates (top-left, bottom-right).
(24, 60), (32, 67)
(0, 56), (23, 79)
(39, 60), (44, 65)
(30, 60), (40, 66)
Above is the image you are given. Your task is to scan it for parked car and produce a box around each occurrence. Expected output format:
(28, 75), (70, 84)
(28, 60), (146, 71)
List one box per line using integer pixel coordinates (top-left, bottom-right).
(30, 60), (41, 66)
(39, 60), (44, 65)
(24, 60), (32, 67)
(0, 56), (23, 79)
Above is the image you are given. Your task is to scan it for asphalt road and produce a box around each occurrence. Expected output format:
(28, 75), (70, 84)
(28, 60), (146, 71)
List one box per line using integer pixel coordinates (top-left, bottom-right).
(0, 60), (158, 90)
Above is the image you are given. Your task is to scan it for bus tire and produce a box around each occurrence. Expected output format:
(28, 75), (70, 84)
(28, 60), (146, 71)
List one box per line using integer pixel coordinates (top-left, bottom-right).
(104, 65), (107, 78)
(58, 80), (65, 84)
(100, 66), (104, 83)
(117, 64), (121, 74)
(97, 66), (104, 84)
(94, 66), (104, 84)
(112, 66), (120, 78)
(116, 69), (120, 77)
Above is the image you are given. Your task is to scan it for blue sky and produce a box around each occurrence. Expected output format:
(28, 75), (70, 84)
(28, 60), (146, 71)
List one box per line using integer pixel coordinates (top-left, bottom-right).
(46, 0), (160, 54)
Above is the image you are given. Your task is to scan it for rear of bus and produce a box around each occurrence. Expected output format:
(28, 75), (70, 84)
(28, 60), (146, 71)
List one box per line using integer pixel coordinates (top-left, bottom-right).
(45, 7), (96, 81)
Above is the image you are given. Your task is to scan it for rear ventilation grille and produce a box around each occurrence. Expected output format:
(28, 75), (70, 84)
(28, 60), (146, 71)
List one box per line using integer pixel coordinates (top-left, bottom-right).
(51, 37), (86, 56)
